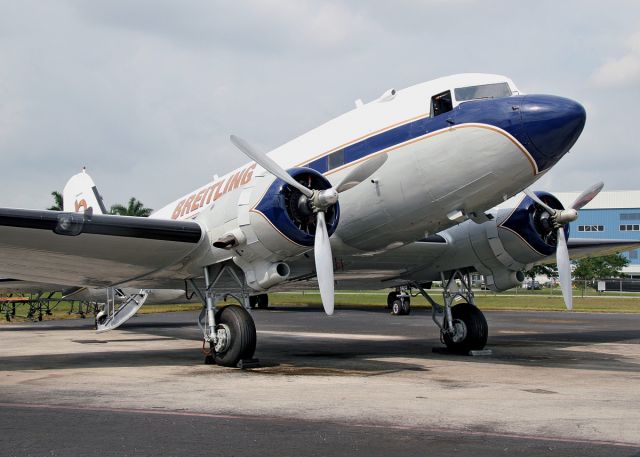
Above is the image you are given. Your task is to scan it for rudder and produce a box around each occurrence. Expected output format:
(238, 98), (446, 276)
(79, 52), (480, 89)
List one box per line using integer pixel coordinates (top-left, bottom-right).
(62, 168), (107, 214)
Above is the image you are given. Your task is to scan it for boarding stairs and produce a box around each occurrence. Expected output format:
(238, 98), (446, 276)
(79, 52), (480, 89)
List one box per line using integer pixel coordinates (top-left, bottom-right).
(96, 288), (150, 333)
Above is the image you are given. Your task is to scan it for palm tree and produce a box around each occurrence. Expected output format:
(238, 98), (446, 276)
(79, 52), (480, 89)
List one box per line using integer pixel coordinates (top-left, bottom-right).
(109, 197), (153, 217)
(48, 191), (63, 211)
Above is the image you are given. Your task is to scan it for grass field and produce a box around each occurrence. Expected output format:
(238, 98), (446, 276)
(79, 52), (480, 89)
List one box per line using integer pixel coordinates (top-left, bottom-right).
(3, 287), (640, 324)
(268, 289), (640, 313)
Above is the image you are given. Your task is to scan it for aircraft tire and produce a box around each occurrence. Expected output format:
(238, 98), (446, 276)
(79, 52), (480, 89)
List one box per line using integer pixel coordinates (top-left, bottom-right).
(401, 299), (411, 315)
(386, 292), (397, 309)
(248, 296), (258, 309)
(214, 305), (257, 367)
(257, 294), (269, 309)
(442, 302), (488, 353)
(391, 299), (404, 316)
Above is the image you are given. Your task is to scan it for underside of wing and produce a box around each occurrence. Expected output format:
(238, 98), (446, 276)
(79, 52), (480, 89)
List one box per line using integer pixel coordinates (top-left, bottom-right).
(0, 208), (204, 288)
(566, 239), (640, 260)
(538, 238), (640, 264)
(0, 278), (73, 294)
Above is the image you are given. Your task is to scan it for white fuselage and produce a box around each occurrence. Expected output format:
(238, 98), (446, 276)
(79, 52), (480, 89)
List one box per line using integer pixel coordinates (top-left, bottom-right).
(151, 74), (539, 277)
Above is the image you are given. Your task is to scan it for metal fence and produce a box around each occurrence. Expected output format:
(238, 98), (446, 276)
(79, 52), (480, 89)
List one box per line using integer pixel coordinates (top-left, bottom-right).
(468, 278), (640, 297)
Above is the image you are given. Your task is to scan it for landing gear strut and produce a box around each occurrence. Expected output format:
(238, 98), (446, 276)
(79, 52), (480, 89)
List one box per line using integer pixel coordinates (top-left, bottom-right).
(412, 269), (488, 353)
(189, 263), (258, 368)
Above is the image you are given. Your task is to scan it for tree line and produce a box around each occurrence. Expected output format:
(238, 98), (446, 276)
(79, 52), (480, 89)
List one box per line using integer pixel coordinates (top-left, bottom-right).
(47, 191), (152, 216)
(525, 254), (629, 283)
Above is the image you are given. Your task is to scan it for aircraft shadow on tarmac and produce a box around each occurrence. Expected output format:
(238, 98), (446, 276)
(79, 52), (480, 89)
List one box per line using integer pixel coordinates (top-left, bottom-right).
(0, 347), (432, 374)
(1, 331), (638, 375)
(1, 308), (639, 374)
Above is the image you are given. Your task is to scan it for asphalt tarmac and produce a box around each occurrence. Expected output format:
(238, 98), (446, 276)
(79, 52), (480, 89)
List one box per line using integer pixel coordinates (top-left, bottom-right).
(1, 305), (639, 456)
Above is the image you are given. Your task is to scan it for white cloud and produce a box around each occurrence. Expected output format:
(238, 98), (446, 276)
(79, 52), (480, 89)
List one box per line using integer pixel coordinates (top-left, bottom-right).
(591, 30), (640, 87)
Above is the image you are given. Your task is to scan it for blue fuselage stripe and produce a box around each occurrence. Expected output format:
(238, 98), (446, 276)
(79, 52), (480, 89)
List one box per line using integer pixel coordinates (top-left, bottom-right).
(304, 96), (551, 175)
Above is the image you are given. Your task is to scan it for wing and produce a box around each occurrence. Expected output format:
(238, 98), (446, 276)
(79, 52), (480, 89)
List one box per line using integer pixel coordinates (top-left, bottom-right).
(566, 239), (640, 259)
(0, 278), (73, 294)
(0, 208), (204, 287)
(537, 238), (640, 264)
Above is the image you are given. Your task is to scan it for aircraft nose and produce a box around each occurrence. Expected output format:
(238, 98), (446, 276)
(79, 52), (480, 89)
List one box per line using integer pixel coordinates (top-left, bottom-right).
(520, 95), (586, 168)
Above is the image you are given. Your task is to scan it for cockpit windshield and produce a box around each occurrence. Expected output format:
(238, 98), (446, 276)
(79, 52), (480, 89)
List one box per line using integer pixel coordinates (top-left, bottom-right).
(454, 82), (512, 102)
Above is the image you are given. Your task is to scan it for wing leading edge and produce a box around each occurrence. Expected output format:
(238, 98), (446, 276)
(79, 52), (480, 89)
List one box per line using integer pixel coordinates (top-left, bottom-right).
(0, 208), (204, 287)
(565, 238), (640, 260)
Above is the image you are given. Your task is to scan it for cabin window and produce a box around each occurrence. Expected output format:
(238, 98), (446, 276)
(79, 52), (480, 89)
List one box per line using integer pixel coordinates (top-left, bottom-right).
(327, 149), (345, 170)
(454, 82), (512, 102)
(431, 90), (453, 117)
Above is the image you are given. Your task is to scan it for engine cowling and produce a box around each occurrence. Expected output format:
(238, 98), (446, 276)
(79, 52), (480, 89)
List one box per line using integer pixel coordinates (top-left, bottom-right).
(456, 192), (568, 291)
(496, 191), (569, 263)
(252, 167), (339, 249)
(229, 167), (340, 291)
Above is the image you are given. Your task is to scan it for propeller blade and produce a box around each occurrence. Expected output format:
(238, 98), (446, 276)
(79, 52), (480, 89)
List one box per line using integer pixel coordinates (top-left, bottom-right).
(556, 227), (573, 311)
(571, 181), (604, 210)
(314, 211), (335, 316)
(523, 188), (555, 214)
(230, 135), (313, 198)
(335, 153), (388, 193)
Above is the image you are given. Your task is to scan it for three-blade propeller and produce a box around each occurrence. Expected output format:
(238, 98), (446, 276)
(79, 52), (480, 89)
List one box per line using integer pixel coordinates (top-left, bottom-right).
(230, 135), (387, 315)
(523, 182), (604, 310)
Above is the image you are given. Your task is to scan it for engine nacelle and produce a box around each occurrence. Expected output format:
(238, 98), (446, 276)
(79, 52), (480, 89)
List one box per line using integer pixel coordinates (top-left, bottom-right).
(440, 192), (568, 292)
(485, 269), (525, 291)
(232, 258), (291, 290)
(216, 167), (340, 292)
(249, 167), (339, 254)
(495, 191), (568, 264)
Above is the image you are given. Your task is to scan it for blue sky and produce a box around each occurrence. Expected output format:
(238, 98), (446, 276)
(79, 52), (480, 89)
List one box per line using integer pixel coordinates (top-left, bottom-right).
(1, 0), (639, 210)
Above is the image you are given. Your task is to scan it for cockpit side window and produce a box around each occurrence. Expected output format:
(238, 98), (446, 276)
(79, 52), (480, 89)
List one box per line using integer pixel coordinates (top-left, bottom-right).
(454, 82), (512, 102)
(431, 91), (453, 117)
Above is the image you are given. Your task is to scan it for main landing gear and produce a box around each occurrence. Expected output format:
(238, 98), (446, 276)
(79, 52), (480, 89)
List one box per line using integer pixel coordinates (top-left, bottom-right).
(411, 269), (488, 354)
(188, 264), (258, 368)
(387, 287), (411, 315)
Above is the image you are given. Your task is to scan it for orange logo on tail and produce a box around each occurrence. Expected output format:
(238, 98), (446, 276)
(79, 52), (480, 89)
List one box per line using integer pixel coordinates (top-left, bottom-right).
(74, 199), (88, 212)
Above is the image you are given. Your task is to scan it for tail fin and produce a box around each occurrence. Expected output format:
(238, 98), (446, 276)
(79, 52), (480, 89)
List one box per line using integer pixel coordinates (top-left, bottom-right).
(62, 168), (107, 214)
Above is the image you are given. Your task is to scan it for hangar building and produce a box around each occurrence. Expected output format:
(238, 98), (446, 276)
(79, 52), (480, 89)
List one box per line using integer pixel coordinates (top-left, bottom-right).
(553, 190), (640, 278)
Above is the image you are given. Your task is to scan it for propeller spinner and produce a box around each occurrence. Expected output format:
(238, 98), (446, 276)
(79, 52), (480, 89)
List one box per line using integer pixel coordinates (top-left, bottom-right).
(523, 182), (604, 310)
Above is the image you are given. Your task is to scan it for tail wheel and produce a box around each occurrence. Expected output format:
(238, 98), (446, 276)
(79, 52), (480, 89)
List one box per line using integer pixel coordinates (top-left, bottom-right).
(213, 306), (257, 367)
(442, 302), (488, 353)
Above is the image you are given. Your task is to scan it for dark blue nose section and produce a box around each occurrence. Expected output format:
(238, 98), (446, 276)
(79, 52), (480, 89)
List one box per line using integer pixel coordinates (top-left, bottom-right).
(520, 95), (586, 169)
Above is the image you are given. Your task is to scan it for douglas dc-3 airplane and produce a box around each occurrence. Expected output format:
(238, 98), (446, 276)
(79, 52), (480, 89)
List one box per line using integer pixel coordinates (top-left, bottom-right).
(3, 73), (634, 367)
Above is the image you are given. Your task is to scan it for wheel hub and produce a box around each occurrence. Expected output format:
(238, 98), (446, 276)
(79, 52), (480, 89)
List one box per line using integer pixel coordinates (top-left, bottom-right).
(449, 319), (467, 343)
(214, 323), (231, 353)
